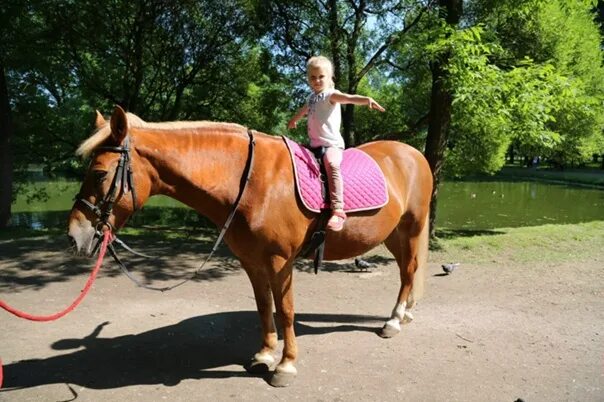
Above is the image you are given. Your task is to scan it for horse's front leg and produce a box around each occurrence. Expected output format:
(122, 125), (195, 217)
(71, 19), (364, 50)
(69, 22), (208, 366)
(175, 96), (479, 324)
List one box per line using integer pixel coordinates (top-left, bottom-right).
(268, 258), (298, 387)
(243, 264), (279, 374)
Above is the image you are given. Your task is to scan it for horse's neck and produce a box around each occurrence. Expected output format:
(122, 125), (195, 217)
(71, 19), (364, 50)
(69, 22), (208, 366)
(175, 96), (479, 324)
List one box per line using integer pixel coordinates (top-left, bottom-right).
(134, 127), (250, 225)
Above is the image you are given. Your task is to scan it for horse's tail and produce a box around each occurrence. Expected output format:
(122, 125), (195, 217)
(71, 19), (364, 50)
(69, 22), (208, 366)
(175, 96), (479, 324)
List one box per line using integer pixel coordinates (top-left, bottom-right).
(409, 212), (429, 307)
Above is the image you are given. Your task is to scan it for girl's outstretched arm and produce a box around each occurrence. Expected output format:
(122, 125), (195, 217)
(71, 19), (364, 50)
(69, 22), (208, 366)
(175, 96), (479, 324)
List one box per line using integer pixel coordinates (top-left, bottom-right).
(330, 92), (385, 112)
(287, 104), (310, 129)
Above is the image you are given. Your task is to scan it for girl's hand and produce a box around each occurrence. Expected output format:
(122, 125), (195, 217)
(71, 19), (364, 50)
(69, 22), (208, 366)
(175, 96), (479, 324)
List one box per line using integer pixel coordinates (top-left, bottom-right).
(287, 119), (298, 129)
(368, 98), (385, 112)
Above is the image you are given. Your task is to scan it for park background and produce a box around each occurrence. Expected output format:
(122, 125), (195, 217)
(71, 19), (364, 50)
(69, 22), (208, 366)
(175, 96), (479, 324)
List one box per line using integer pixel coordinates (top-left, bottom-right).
(1, 0), (604, 238)
(1, 1), (604, 400)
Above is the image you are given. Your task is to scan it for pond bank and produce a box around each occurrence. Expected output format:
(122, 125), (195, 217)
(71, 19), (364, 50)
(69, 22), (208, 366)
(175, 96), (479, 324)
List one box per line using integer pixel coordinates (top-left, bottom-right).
(489, 166), (604, 188)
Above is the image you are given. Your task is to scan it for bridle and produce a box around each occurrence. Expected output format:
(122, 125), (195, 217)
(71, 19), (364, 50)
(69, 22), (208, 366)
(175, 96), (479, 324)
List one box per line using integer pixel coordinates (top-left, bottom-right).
(75, 136), (138, 256)
(73, 129), (256, 292)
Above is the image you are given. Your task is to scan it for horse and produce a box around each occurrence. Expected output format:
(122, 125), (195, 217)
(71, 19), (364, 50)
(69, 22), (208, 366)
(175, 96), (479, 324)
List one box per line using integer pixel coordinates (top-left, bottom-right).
(67, 106), (433, 387)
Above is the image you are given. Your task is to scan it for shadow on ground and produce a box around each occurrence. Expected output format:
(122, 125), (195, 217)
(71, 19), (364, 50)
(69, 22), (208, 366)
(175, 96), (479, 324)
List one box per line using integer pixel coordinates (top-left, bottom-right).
(0, 311), (384, 393)
(1, 232), (390, 292)
(434, 228), (506, 239)
(0, 232), (242, 292)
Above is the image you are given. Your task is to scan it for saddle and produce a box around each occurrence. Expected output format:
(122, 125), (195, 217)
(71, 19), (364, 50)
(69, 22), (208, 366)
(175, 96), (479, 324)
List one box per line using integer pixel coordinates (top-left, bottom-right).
(282, 137), (388, 213)
(282, 136), (388, 273)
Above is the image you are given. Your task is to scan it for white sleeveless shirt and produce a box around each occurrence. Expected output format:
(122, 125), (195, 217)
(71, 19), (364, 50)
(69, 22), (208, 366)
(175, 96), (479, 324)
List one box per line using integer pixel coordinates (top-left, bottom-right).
(307, 89), (344, 149)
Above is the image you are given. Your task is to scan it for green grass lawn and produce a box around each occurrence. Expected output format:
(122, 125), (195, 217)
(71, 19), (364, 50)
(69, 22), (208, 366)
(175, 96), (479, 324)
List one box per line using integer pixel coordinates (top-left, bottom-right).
(431, 220), (604, 265)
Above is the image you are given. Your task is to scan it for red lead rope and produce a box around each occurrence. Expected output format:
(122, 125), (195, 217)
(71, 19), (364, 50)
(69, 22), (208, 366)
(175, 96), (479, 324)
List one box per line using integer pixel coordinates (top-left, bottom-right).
(0, 230), (111, 389)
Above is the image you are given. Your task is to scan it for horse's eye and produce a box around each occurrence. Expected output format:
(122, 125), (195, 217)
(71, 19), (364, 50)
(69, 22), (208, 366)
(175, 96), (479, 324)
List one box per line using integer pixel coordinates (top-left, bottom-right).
(93, 170), (108, 185)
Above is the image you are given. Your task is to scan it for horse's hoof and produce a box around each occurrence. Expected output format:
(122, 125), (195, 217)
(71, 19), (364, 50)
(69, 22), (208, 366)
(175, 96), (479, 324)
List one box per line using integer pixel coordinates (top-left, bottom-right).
(402, 311), (414, 324)
(269, 371), (296, 387)
(245, 352), (274, 374)
(269, 363), (297, 387)
(379, 319), (401, 338)
(246, 361), (270, 374)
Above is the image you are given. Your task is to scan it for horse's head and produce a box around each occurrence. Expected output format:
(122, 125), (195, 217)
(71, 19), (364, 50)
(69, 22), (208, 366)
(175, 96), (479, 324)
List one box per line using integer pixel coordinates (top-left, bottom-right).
(68, 106), (144, 256)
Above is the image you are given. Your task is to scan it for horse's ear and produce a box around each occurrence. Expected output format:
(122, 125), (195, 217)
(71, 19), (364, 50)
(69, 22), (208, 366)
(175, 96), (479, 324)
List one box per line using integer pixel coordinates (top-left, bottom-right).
(94, 110), (106, 128)
(110, 105), (128, 144)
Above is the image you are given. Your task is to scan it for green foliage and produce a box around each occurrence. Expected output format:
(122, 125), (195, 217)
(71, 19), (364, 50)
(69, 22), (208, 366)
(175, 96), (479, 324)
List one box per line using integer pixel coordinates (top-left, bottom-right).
(4, 0), (604, 184)
(418, 0), (604, 176)
(6, 0), (291, 178)
(468, 0), (604, 168)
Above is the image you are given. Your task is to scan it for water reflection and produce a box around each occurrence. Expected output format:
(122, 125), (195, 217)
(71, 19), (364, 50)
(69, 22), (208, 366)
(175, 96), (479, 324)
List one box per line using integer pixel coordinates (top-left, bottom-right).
(437, 181), (604, 229)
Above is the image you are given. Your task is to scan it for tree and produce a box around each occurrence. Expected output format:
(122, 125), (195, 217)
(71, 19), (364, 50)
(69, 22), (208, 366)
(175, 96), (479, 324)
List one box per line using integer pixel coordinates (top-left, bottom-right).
(367, 0), (604, 238)
(0, 0), (35, 228)
(423, 0), (462, 238)
(464, 0), (604, 169)
(0, 61), (13, 228)
(256, 0), (431, 146)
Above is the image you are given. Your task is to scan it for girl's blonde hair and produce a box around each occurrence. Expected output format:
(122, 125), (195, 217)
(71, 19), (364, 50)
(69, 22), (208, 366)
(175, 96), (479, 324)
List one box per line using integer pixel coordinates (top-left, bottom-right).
(307, 56), (335, 88)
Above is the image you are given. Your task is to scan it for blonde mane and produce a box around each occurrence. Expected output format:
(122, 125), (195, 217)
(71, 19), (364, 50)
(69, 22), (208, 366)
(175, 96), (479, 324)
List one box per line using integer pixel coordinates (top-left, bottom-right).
(76, 112), (245, 158)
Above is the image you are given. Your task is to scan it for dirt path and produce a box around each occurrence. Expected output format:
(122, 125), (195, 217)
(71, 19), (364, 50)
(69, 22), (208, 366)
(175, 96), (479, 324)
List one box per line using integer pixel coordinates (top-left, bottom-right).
(0, 235), (602, 401)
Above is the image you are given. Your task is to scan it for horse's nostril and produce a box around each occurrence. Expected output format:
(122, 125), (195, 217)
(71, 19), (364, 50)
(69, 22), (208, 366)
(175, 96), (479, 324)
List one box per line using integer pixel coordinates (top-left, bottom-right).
(67, 235), (77, 249)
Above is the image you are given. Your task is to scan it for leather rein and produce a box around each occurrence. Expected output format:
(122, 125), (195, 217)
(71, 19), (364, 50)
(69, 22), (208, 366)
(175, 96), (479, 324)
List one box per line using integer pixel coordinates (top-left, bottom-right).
(76, 129), (256, 292)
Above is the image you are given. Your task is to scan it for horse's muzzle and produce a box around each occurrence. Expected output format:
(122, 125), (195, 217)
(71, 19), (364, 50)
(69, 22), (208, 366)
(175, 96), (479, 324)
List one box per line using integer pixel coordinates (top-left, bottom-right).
(67, 220), (96, 257)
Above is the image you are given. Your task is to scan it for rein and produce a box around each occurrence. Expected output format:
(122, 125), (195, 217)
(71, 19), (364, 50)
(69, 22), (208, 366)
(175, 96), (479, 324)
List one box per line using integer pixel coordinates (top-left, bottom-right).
(0, 230), (111, 321)
(93, 129), (256, 292)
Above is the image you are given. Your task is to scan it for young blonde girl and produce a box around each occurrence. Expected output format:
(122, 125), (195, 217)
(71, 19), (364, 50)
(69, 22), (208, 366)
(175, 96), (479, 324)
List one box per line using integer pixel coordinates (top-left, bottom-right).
(288, 56), (385, 231)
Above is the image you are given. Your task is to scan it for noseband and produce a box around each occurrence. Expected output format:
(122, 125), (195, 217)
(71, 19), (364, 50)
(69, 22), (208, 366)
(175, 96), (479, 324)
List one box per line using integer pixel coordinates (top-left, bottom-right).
(76, 136), (138, 255)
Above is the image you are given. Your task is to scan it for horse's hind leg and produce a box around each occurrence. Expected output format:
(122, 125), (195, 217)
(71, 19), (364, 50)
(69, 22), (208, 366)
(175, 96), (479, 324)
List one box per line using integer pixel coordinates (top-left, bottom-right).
(243, 264), (278, 374)
(380, 213), (428, 338)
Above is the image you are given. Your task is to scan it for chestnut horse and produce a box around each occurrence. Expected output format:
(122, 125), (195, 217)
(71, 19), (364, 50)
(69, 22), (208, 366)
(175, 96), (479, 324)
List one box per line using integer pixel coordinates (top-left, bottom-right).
(67, 106), (433, 387)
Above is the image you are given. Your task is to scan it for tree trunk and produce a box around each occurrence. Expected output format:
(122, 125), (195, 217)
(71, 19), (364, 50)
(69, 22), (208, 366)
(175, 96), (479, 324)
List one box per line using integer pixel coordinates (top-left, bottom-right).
(423, 0), (462, 238)
(328, 0), (342, 90)
(0, 62), (14, 228)
(342, 103), (355, 147)
(424, 62), (452, 238)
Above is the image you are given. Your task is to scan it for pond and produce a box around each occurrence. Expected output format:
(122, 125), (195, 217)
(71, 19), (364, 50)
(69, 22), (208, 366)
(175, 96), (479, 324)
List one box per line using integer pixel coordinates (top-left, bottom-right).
(9, 179), (604, 231)
(436, 180), (604, 229)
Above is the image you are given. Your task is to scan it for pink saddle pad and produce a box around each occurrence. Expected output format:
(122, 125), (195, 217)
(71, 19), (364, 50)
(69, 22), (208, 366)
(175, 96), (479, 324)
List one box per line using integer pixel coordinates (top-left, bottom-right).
(283, 137), (388, 213)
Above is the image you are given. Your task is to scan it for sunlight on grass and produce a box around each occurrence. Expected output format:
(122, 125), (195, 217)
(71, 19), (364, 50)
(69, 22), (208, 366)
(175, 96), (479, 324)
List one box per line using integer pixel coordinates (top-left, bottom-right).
(431, 221), (604, 264)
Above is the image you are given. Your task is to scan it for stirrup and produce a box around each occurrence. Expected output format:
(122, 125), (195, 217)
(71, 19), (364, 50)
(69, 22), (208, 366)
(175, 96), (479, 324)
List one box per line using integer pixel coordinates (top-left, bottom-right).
(327, 210), (346, 232)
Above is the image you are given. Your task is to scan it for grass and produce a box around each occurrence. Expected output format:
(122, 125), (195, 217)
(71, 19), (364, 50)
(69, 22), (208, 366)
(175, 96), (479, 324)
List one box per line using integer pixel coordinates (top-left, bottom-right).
(431, 221), (604, 265)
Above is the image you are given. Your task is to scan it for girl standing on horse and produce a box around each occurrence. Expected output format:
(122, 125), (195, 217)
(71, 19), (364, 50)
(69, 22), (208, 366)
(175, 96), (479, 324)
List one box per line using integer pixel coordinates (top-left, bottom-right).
(288, 55), (385, 231)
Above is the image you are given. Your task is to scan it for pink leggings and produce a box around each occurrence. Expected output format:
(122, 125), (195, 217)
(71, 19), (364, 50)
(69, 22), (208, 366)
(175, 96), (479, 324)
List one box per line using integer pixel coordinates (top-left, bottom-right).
(323, 147), (344, 211)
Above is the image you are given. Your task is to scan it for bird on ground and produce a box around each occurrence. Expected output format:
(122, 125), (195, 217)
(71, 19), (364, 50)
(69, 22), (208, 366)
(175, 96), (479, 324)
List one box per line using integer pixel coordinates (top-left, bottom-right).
(441, 262), (460, 274)
(354, 258), (375, 271)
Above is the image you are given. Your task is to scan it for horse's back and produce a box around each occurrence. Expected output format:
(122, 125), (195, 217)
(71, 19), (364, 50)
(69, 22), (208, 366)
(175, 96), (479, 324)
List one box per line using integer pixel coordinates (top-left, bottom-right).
(358, 141), (432, 215)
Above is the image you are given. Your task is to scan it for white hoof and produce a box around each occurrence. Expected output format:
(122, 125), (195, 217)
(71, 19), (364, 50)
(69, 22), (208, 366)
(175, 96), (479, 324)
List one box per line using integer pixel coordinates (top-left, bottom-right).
(270, 363), (297, 387)
(379, 318), (401, 338)
(402, 311), (414, 324)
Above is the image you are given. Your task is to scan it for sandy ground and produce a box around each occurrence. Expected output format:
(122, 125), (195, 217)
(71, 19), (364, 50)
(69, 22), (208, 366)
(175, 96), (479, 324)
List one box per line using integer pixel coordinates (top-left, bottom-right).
(0, 234), (602, 402)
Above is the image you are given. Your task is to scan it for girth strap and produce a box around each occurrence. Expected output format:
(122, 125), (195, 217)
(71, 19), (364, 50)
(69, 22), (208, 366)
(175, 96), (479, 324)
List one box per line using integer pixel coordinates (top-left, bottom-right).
(297, 145), (331, 274)
(298, 209), (330, 274)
